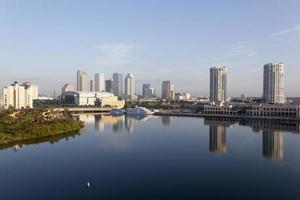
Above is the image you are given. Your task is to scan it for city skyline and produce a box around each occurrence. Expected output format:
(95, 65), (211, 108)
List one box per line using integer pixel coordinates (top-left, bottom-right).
(0, 1), (300, 96)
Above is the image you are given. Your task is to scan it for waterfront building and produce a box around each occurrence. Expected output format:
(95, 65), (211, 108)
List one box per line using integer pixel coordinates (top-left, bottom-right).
(125, 73), (136, 100)
(161, 81), (171, 99)
(95, 73), (105, 92)
(61, 91), (124, 108)
(3, 81), (38, 109)
(210, 66), (227, 103)
(263, 130), (283, 160)
(61, 84), (75, 94)
(203, 105), (239, 116)
(89, 80), (95, 92)
(77, 70), (88, 92)
(263, 63), (285, 104)
(105, 79), (113, 93)
(245, 104), (300, 118)
(113, 73), (123, 97)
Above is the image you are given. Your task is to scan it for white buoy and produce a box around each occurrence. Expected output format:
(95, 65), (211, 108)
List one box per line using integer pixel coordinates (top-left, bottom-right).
(87, 182), (91, 188)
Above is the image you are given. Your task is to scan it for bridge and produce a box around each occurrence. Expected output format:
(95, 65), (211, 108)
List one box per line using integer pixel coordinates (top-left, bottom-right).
(53, 107), (112, 113)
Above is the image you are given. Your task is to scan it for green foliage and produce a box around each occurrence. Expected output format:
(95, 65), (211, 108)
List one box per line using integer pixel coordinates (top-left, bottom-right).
(0, 108), (84, 145)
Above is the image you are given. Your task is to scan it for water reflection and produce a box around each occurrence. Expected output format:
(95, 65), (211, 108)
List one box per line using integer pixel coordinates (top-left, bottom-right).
(204, 118), (236, 154)
(162, 115), (171, 126)
(2, 115), (300, 161)
(263, 131), (284, 160)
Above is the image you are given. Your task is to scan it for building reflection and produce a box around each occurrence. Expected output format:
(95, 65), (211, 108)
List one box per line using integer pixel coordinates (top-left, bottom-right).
(94, 115), (104, 132)
(209, 125), (227, 154)
(204, 118), (237, 155)
(125, 116), (134, 133)
(162, 115), (171, 126)
(262, 131), (283, 160)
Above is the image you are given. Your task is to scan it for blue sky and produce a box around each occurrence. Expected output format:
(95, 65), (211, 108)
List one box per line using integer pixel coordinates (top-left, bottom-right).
(0, 0), (300, 96)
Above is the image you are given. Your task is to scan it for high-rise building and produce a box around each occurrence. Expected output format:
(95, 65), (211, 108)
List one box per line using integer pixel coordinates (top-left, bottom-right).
(77, 70), (88, 92)
(143, 84), (151, 98)
(170, 84), (175, 100)
(90, 80), (95, 92)
(210, 66), (227, 103)
(263, 63), (285, 104)
(161, 81), (171, 99)
(95, 73), (105, 92)
(113, 73), (123, 97)
(150, 87), (156, 97)
(3, 81), (38, 109)
(263, 130), (283, 160)
(62, 84), (75, 94)
(143, 84), (156, 98)
(105, 79), (113, 93)
(125, 73), (136, 100)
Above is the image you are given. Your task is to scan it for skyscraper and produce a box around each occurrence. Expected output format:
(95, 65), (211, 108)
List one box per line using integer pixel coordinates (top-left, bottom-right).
(77, 70), (88, 92)
(161, 81), (171, 99)
(263, 63), (285, 104)
(113, 73), (123, 97)
(143, 84), (151, 98)
(105, 79), (113, 93)
(210, 66), (227, 103)
(89, 80), (95, 92)
(125, 73), (136, 100)
(95, 73), (105, 92)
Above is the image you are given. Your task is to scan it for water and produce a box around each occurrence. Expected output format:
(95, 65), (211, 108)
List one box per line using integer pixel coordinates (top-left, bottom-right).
(1, 114), (300, 199)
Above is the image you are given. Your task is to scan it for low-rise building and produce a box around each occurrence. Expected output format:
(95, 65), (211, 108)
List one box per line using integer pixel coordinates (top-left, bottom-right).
(61, 91), (124, 108)
(245, 104), (300, 119)
(203, 105), (240, 116)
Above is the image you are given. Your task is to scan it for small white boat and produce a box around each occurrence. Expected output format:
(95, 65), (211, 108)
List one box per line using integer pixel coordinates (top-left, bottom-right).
(110, 109), (125, 115)
(126, 107), (154, 116)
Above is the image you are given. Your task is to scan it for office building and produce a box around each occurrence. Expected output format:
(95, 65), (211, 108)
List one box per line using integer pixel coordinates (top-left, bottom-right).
(143, 84), (152, 98)
(62, 84), (75, 94)
(125, 73), (136, 100)
(77, 70), (88, 92)
(95, 73), (105, 92)
(105, 79), (113, 93)
(161, 81), (171, 99)
(3, 81), (38, 109)
(113, 73), (123, 97)
(210, 66), (227, 103)
(90, 80), (95, 92)
(263, 63), (285, 104)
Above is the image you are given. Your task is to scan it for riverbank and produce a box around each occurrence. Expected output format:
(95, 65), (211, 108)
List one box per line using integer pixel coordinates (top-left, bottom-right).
(0, 109), (84, 145)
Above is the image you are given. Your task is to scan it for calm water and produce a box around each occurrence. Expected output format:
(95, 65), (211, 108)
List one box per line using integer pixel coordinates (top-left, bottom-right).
(1, 114), (300, 200)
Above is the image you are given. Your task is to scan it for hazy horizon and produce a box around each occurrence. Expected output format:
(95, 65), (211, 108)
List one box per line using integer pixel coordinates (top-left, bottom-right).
(1, 0), (300, 97)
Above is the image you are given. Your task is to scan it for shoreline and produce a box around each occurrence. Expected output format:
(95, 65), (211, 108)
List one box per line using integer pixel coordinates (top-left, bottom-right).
(154, 112), (300, 122)
(0, 128), (82, 149)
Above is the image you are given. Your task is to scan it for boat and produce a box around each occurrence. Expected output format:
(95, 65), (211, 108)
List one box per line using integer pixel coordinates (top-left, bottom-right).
(110, 108), (125, 115)
(126, 106), (154, 116)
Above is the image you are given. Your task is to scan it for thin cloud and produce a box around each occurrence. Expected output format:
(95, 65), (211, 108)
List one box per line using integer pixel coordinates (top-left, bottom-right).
(269, 25), (300, 37)
(95, 43), (135, 66)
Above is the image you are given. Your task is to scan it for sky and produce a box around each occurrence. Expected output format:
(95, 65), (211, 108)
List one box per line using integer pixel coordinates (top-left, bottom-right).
(0, 0), (300, 97)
